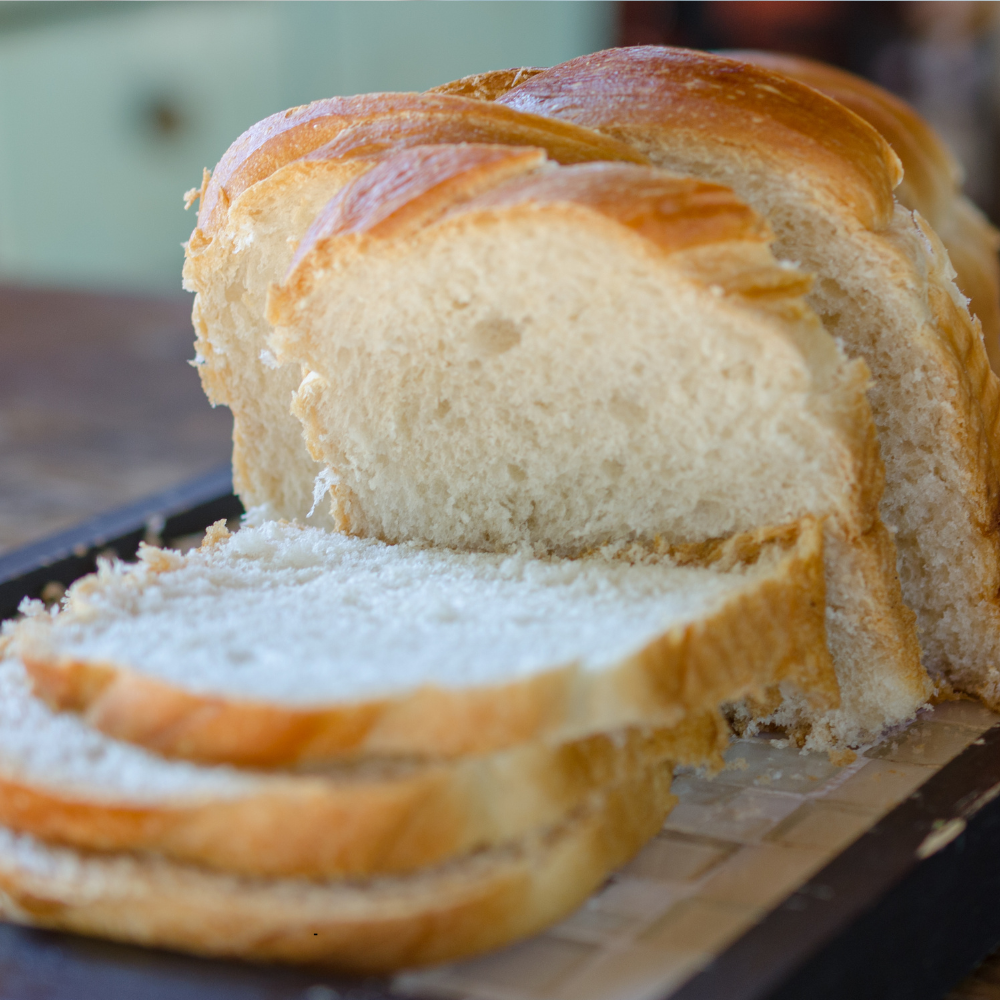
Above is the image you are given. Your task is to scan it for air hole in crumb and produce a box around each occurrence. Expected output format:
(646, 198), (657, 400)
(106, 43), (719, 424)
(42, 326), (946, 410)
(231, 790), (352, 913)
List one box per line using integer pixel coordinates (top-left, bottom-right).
(435, 399), (451, 418)
(470, 317), (521, 357)
(608, 392), (647, 427)
(819, 277), (846, 300)
(720, 361), (753, 382)
(690, 497), (727, 523)
(507, 463), (527, 482)
(601, 459), (625, 481)
(526, 502), (539, 532)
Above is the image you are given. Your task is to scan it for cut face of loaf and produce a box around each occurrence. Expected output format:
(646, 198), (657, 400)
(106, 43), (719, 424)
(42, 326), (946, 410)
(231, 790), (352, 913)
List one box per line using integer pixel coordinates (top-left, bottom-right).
(489, 46), (1000, 704)
(9, 518), (837, 766)
(183, 93), (645, 528)
(268, 145), (926, 747)
(726, 50), (1000, 375)
(0, 757), (674, 972)
(0, 657), (710, 878)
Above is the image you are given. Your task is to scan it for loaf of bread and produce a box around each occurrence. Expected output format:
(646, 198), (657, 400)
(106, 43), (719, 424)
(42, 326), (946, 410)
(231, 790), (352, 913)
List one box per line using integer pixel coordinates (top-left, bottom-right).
(727, 50), (1000, 375)
(10, 518), (835, 765)
(266, 142), (926, 748)
(183, 73), (927, 748)
(459, 46), (1000, 708)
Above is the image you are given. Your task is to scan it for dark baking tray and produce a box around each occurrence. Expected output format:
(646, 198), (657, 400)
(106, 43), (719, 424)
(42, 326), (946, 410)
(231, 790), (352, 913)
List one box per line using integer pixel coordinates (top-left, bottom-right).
(1, 466), (999, 1000)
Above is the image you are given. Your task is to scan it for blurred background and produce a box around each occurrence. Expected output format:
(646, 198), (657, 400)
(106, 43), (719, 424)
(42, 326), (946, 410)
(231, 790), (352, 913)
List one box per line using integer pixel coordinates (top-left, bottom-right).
(3, 1), (1000, 567)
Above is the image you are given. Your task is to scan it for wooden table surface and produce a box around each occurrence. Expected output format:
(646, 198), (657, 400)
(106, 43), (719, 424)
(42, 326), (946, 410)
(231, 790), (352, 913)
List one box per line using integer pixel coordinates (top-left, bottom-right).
(0, 283), (232, 555)
(1, 282), (998, 998)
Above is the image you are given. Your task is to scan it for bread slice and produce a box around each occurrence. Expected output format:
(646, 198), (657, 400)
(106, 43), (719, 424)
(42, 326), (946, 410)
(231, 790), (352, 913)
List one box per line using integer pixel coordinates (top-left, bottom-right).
(183, 93), (645, 529)
(0, 755), (673, 972)
(8, 516), (836, 766)
(728, 50), (1000, 375)
(265, 143), (926, 747)
(0, 654), (719, 879)
(477, 47), (1000, 706)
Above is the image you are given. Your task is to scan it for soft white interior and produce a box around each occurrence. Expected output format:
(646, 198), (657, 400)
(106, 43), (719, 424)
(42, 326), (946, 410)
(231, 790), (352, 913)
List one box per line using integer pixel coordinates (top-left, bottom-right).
(30, 522), (759, 706)
(184, 160), (366, 529)
(277, 213), (859, 553)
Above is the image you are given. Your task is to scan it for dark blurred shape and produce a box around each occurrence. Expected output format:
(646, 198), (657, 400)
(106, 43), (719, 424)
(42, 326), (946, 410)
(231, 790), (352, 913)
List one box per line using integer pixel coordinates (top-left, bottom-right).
(136, 93), (189, 141)
(146, 97), (184, 138)
(870, 2), (1000, 220)
(617, 2), (1000, 223)
(702, 2), (849, 61)
(618, 2), (903, 70)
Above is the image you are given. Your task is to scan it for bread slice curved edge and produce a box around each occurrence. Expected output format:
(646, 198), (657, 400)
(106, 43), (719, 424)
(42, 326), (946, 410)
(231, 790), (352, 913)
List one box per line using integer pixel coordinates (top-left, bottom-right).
(0, 650), (726, 878)
(0, 760), (674, 972)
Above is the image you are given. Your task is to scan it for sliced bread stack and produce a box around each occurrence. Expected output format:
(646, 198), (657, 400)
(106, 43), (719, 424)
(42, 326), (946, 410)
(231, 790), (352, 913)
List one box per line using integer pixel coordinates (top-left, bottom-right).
(0, 514), (833, 969)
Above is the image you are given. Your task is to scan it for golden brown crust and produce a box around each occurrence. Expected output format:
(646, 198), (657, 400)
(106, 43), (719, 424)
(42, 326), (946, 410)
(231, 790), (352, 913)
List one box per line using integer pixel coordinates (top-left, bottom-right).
(295, 145), (548, 257)
(727, 50), (957, 225)
(426, 67), (546, 102)
(196, 92), (647, 235)
(947, 201), (1000, 374)
(17, 520), (835, 766)
(303, 98), (644, 169)
(0, 761), (674, 972)
(286, 150), (774, 291)
(450, 161), (774, 257)
(494, 46), (902, 231)
(0, 719), (716, 879)
(729, 50), (1000, 372)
